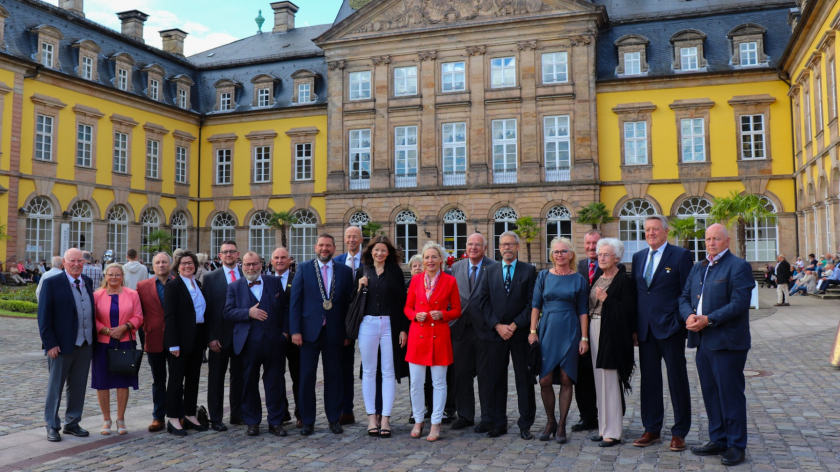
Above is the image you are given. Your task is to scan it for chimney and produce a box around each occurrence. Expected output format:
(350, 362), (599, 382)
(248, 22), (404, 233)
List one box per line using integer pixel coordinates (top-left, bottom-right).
(59, 0), (84, 17)
(160, 29), (188, 57)
(270, 1), (298, 33)
(117, 10), (149, 43)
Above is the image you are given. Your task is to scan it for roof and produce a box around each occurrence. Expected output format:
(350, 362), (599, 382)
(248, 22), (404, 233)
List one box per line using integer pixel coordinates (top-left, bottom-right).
(333, 0), (359, 25)
(187, 24), (331, 68)
(593, 0), (795, 22)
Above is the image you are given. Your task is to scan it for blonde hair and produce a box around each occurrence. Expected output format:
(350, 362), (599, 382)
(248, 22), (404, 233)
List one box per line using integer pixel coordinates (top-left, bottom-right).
(100, 263), (125, 289)
(549, 237), (577, 269)
(421, 241), (447, 272)
(196, 253), (208, 266)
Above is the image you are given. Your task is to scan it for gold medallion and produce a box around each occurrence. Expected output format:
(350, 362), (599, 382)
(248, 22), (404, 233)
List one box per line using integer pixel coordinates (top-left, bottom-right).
(323, 300), (333, 310)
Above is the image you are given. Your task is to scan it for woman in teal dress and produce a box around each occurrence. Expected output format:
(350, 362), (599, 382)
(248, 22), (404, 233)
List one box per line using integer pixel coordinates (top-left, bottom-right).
(529, 237), (590, 444)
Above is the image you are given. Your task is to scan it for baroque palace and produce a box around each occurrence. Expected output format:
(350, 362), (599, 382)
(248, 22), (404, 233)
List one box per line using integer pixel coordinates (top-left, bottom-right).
(0, 0), (834, 269)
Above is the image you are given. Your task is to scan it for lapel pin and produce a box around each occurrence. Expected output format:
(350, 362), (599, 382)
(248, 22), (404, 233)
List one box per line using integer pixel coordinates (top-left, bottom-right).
(665, 267), (671, 273)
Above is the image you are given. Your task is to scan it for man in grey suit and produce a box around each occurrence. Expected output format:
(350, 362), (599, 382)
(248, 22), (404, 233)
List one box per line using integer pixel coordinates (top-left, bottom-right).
(449, 233), (497, 431)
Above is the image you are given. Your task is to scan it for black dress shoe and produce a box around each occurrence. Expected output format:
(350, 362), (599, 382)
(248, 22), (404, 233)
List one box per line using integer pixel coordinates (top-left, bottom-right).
(46, 427), (61, 442)
(571, 420), (598, 432)
(300, 424), (314, 436)
(282, 411), (292, 423)
(211, 422), (228, 432)
(720, 447), (746, 466)
(183, 418), (208, 432)
(450, 418), (474, 430)
(690, 441), (727, 456)
(329, 422), (344, 434)
(269, 425), (288, 437)
(229, 417), (245, 425)
(599, 438), (621, 447)
(62, 425), (90, 437)
(247, 424), (260, 436)
(590, 434), (603, 442)
(474, 422), (491, 434)
(487, 427), (507, 438)
(519, 428), (533, 440)
(441, 412), (453, 424)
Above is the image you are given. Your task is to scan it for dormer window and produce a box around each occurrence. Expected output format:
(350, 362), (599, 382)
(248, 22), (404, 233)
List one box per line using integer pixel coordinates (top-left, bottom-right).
(614, 34), (650, 76)
(681, 47), (698, 70)
(220, 92), (232, 111)
(141, 64), (165, 102)
(213, 78), (241, 112)
(249, 74), (278, 108)
(170, 74), (194, 110)
(72, 39), (101, 82)
(671, 30), (707, 72)
(109, 52), (136, 93)
(149, 79), (159, 100)
(117, 69), (128, 90)
(298, 83), (310, 103)
(179, 89), (188, 108)
(31, 25), (63, 70)
(291, 69), (319, 104)
(728, 24), (768, 68)
(257, 88), (270, 107)
(41, 42), (54, 68)
(81, 56), (93, 79)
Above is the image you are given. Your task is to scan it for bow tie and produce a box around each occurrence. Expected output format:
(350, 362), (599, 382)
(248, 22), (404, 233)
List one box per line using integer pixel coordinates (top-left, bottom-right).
(248, 280), (261, 287)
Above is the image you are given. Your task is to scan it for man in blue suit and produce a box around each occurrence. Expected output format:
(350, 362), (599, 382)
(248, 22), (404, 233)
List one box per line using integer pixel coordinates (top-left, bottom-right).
(332, 225), (364, 425)
(632, 215), (694, 451)
(680, 224), (753, 466)
(290, 234), (355, 436)
(224, 251), (289, 437)
(38, 248), (95, 442)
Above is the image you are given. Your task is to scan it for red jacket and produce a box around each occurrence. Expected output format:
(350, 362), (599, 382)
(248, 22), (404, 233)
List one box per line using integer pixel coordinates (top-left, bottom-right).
(137, 277), (167, 353)
(404, 272), (461, 366)
(94, 288), (143, 344)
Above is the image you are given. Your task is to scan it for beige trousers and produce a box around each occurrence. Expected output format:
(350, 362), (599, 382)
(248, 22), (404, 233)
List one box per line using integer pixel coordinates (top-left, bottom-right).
(590, 318), (624, 440)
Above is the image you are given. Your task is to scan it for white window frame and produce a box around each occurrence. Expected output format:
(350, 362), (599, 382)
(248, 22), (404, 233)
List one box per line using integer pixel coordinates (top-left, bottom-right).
(76, 123), (93, 167)
(81, 56), (93, 80)
(492, 119), (517, 183)
(624, 51), (641, 75)
(211, 213), (236, 257)
(25, 197), (54, 263)
(491, 57), (516, 88)
(107, 205), (129, 262)
(830, 58), (838, 120)
(249, 211), (274, 261)
(295, 143), (312, 181)
(349, 71), (371, 100)
(220, 92), (232, 111)
(441, 62), (466, 92)
(680, 47), (699, 70)
(745, 198), (778, 262)
(113, 132), (128, 173)
(216, 148), (232, 184)
(298, 83), (310, 103)
(395, 210), (418, 263)
(349, 129), (371, 189)
(624, 121), (648, 165)
(545, 206), (573, 262)
(175, 146), (187, 183)
(146, 139), (160, 179)
(740, 114), (766, 160)
(149, 78), (159, 100)
(739, 42), (758, 66)
(253, 145), (271, 183)
(815, 75), (824, 131)
(676, 197), (712, 262)
(542, 52), (568, 84)
(443, 209), (467, 258)
(394, 125), (418, 188)
(680, 118), (706, 162)
(493, 207), (518, 261)
(140, 209), (161, 264)
(117, 68), (128, 91)
(178, 89), (188, 109)
(35, 114), (53, 161)
(171, 212), (188, 251)
(257, 88), (270, 107)
(544, 115), (571, 181)
(290, 211), (318, 263)
(69, 201), (93, 252)
(804, 85), (812, 140)
(41, 42), (54, 68)
(442, 122), (467, 186)
(619, 199), (657, 262)
(394, 66), (418, 96)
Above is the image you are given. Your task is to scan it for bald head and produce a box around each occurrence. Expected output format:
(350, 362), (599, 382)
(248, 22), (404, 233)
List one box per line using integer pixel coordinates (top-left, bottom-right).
(466, 233), (487, 263)
(344, 226), (363, 255)
(705, 223), (730, 258)
(64, 248), (84, 278)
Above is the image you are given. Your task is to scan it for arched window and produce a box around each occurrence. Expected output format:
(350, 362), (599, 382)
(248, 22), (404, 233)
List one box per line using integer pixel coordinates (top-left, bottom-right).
(69, 201), (93, 252)
(349, 211), (371, 246)
(107, 205), (129, 262)
(211, 212), (236, 257)
(619, 199), (656, 262)
(676, 197), (712, 262)
(443, 209), (467, 258)
(140, 209), (161, 263)
(546, 206), (572, 262)
(746, 197), (778, 262)
(395, 210), (418, 263)
(171, 212), (188, 252)
(249, 211), (274, 261)
(290, 210), (317, 263)
(494, 207), (518, 261)
(25, 197), (53, 262)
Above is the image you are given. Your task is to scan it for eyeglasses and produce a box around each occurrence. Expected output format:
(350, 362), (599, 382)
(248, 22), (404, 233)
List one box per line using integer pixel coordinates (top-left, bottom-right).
(180, 261), (195, 267)
(220, 250), (238, 255)
(552, 250), (570, 256)
(106, 273), (123, 277)
(499, 243), (518, 248)
(242, 262), (261, 268)
(597, 253), (616, 259)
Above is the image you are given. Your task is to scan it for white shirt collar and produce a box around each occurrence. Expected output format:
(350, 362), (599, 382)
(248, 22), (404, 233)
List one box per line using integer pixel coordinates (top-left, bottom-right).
(65, 272), (83, 285)
(707, 248), (729, 263)
(650, 241), (668, 254)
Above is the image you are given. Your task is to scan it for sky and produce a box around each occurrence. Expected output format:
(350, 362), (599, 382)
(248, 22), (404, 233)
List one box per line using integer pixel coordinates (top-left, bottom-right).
(43, 0), (345, 57)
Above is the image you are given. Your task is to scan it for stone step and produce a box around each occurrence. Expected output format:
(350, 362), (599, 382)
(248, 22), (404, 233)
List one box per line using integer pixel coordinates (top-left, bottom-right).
(812, 292), (840, 300)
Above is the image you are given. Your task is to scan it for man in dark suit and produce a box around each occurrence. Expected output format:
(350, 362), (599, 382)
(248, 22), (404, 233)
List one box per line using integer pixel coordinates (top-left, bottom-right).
(202, 240), (245, 431)
(271, 246), (300, 427)
(774, 254), (792, 306)
(38, 248), (94, 442)
(632, 215), (694, 452)
(450, 233), (497, 431)
(332, 225), (364, 425)
(680, 223), (754, 466)
(476, 231), (537, 439)
(290, 234), (355, 436)
(224, 251), (289, 437)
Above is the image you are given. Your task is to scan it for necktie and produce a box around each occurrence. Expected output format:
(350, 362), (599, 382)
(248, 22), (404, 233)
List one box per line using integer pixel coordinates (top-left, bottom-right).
(249, 280), (261, 288)
(230, 269), (236, 283)
(351, 256), (357, 271)
(469, 265), (477, 291)
(504, 265), (512, 293)
(73, 278), (81, 294)
(644, 249), (657, 287)
(588, 262), (595, 284)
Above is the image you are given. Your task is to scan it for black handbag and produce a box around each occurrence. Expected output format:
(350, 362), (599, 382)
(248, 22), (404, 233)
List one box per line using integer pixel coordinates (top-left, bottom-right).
(107, 328), (143, 377)
(346, 286), (367, 340)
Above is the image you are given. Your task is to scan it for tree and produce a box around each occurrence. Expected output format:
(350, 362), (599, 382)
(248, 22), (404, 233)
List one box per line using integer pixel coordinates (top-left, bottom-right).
(142, 229), (173, 255)
(577, 202), (614, 230)
(269, 211), (298, 249)
(668, 216), (705, 250)
(709, 191), (776, 259)
(362, 221), (385, 238)
(513, 216), (541, 263)
(0, 221), (10, 242)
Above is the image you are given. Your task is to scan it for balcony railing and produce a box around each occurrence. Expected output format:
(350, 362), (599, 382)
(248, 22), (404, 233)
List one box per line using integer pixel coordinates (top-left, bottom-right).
(493, 170), (517, 184)
(545, 167), (571, 182)
(349, 178), (370, 190)
(442, 171), (466, 186)
(395, 174), (417, 188)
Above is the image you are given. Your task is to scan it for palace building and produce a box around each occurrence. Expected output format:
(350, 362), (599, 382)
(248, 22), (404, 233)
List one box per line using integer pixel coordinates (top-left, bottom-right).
(0, 0), (831, 270)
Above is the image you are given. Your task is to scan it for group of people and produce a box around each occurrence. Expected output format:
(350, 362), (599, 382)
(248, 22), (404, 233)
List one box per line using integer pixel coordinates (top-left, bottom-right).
(764, 251), (840, 303)
(37, 218), (755, 465)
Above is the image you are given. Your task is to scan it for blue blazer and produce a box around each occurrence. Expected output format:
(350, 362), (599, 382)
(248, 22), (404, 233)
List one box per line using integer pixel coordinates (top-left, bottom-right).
(223, 275), (289, 356)
(633, 243), (694, 342)
(289, 259), (354, 346)
(37, 272), (95, 354)
(679, 250), (754, 351)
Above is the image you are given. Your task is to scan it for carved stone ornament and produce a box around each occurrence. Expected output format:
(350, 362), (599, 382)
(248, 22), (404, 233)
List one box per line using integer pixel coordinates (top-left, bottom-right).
(327, 60), (346, 71)
(371, 55), (392, 65)
(467, 45), (486, 56)
(418, 50), (437, 61)
(569, 35), (592, 46)
(517, 40), (538, 51)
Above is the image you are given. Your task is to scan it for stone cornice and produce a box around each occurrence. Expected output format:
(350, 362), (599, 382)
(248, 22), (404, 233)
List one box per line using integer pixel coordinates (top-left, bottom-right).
(30, 93), (67, 110)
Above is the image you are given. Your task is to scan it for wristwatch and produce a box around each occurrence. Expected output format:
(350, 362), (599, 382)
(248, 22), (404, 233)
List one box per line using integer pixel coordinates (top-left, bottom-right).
(530, 329), (537, 334)
(581, 337), (589, 342)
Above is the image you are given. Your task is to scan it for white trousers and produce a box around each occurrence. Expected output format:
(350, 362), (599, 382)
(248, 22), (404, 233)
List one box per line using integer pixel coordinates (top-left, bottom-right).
(359, 316), (395, 416)
(776, 283), (789, 303)
(409, 363), (447, 424)
(590, 318), (624, 440)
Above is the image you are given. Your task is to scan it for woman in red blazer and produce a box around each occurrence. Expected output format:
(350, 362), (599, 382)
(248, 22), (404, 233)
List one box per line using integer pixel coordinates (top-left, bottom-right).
(405, 241), (461, 441)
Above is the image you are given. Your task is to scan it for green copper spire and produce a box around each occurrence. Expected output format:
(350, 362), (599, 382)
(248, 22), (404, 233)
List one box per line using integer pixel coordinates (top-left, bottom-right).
(255, 10), (265, 33)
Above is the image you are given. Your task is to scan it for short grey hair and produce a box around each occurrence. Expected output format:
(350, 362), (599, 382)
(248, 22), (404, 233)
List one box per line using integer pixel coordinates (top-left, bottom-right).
(152, 252), (173, 265)
(645, 215), (669, 230)
(596, 237), (625, 260)
(499, 231), (519, 245)
(51, 256), (63, 268)
(82, 251), (93, 263)
(408, 254), (423, 266)
(468, 232), (487, 247)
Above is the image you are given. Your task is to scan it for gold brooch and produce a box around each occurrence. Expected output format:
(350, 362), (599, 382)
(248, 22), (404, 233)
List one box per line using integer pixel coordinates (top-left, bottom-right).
(665, 267), (671, 273)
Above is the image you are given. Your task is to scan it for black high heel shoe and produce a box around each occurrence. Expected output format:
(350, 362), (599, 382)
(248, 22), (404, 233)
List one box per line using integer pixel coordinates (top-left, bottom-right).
(167, 420), (187, 437)
(183, 418), (208, 432)
(556, 426), (568, 444)
(538, 424), (557, 441)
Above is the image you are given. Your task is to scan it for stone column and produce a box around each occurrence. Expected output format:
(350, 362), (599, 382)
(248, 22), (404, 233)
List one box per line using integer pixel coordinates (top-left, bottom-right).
(372, 56), (391, 190)
(518, 41), (539, 183)
(326, 60), (346, 191)
(418, 50), (438, 187)
(468, 46), (488, 185)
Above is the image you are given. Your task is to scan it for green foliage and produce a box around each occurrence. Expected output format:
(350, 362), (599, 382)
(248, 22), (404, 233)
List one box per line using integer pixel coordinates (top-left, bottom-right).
(0, 221), (10, 242)
(668, 217), (705, 250)
(0, 285), (37, 303)
(709, 191), (776, 259)
(577, 202), (614, 230)
(142, 229), (173, 255)
(0, 299), (38, 314)
(269, 211), (298, 249)
(513, 216), (541, 263)
(362, 221), (385, 238)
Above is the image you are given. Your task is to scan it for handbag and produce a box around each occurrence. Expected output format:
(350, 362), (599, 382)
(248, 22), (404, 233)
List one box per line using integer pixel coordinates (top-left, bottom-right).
(346, 283), (368, 340)
(107, 327), (143, 377)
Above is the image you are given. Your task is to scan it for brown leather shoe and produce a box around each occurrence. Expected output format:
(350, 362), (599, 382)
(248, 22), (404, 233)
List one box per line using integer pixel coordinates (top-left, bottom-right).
(670, 436), (686, 451)
(295, 419), (303, 428)
(633, 432), (662, 447)
(148, 419), (164, 432)
(339, 413), (355, 425)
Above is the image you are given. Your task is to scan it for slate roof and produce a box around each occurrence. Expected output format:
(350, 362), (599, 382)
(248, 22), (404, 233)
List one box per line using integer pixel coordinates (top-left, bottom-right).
(592, 0), (795, 22)
(187, 24), (330, 68)
(333, 0), (359, 25)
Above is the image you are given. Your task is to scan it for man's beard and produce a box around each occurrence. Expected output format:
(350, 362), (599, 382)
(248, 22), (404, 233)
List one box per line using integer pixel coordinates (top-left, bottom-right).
(317, 253), (333, 263)
(244, 272), (259, 282)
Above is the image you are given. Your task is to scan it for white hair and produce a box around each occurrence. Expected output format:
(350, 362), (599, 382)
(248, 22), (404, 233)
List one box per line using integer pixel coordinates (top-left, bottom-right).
(499, 231), (519, 245)
(596, 237), (625, 260)
(51, 256), (63, 268)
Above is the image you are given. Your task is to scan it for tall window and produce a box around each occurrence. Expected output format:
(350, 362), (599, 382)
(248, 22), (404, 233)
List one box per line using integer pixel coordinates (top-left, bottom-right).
(216, 149), (232, 184)
(69, 201), (93, 252)
(76, 124), (93, 167)
(676, 197), (712, 262)
(814, 205), (821, 256)
(395, 126), (418, 188)
(113, 132), (128, 173)
(739, 42), (758, 66)
(546, 206), (572, 262)
(117, 68), (128, 91)
(249, 211), (273, 261)
(254, 146), (271, 183)
(295, 143), (312, 181)
(107, 205), (129, 262)
(349, 129), (371, 189)
(257, 88), (270, 107)
(25, 197), (53, 262)
(35, 115), (53, 161)
(171, 211), (187, 251)
(542, 52), (568, 83)
(298, 83), (310, 103)
(442, 122), (467, 186)
(681, 118), (705, 162)
(41, 42), (54, 68)
(211, 212), (236, 257)
(443, 209), (467, 258)
(395, 210), (418, 263)
(619, 199), (656, 262)
(146, 139), (160, 179)
(81, 56), (93, 80)
(544, 116), (571, 181)
(290, 210), (317, 263)
(740, 115), (765, 159)
(140, 209), (160, 263)
(394, 66), (418, 96)
(826, 188), (833, 254)
(175, 146), (187, 183)
(220, 92), (232, 111)
(491, 57), (516, 88)
(149, 79), (159, 100)
(624, 52), (641, 75)
(494, 207), (518, 261)
(746, 197), (778, 262)
(680, 47), (699, 70)
(624, 122), (648, 165)
(349, 71), (371, 100)
(804, 85), (812, 140)
(178, 89), (188, 109)
(349, 211), (371, 247)
(442, 62), (465, 92)
(492, 119), (517, 183)
(815, 75), (824, 131)
(830, 58), (838, 120)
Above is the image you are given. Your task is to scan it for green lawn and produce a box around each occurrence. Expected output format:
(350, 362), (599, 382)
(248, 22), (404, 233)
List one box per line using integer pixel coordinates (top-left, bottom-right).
(0, 308), (36, 318)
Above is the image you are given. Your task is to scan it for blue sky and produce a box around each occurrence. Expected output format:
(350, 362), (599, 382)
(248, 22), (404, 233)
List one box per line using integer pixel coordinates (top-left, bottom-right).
(43, 0), (345, 56)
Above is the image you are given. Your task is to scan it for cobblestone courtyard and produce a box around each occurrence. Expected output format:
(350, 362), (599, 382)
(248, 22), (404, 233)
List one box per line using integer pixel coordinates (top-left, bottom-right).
(1, 289), (838, 471)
